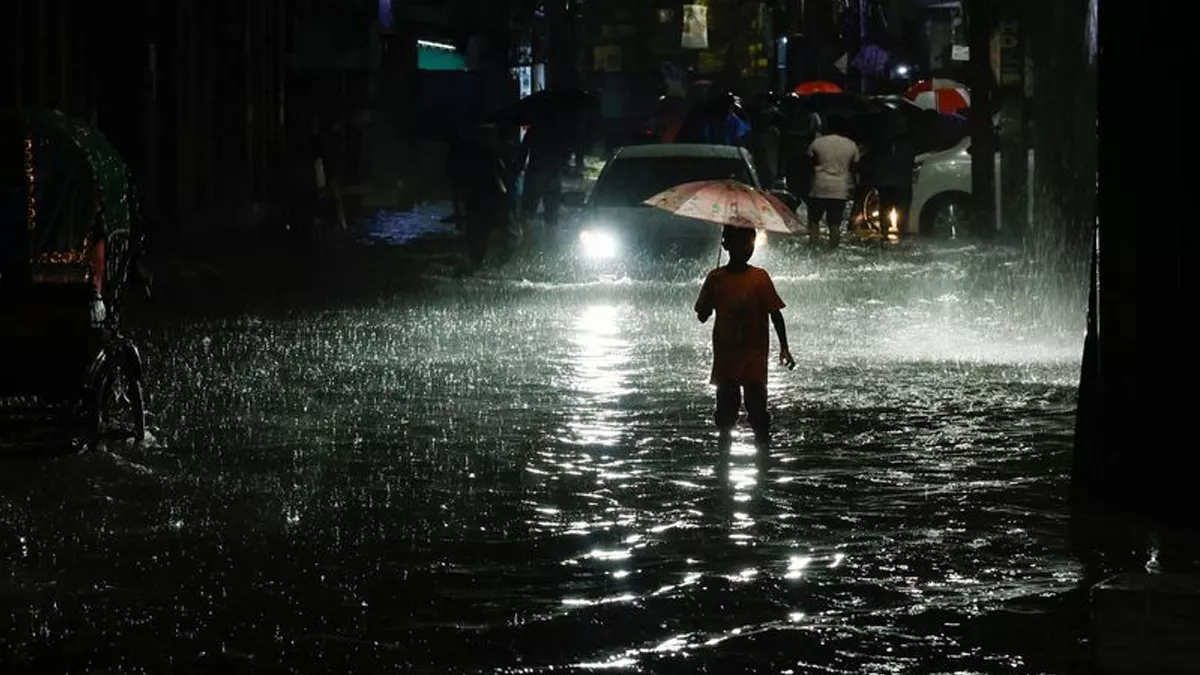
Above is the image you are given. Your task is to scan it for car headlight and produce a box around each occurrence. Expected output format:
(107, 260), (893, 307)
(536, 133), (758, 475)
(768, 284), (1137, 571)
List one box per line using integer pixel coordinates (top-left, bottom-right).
(579, 228), (619, 259)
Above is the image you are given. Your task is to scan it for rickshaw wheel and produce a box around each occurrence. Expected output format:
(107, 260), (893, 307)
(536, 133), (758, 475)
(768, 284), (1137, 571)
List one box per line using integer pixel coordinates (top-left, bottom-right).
(88, 354), (145, 450)
(858, 188), (884, 236)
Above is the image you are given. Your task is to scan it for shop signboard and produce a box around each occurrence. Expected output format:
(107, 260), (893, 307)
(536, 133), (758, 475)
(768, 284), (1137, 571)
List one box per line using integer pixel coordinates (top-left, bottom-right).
(682, 5), (708, 49)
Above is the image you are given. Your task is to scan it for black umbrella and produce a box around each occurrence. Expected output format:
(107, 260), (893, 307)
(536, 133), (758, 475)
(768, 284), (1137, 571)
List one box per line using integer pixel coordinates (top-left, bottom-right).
(780, 92), (880, 143)
(497, 87), (598, 128)
(782, 92), (874, 118)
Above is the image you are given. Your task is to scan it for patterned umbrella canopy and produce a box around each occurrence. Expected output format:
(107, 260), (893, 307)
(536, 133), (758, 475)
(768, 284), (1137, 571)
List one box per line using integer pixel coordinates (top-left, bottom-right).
(1, 107), (133, 252)
(903, 78), (970, 114)
(0, 107), (137, 298)
(643, 179), (803, 235)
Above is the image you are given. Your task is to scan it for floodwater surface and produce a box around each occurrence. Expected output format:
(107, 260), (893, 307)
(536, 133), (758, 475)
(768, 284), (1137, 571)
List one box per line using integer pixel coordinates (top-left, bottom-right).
(2, 237), (1101, 674)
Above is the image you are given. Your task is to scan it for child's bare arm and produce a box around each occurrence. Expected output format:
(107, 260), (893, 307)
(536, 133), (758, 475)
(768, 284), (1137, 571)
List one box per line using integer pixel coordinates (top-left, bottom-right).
(770, 310), (795, 369)
(695, 278), (714, 322)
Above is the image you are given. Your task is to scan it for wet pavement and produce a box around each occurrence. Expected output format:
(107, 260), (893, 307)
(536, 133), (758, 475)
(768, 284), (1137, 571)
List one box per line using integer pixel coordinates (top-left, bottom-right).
(0, 217), (1132, 673)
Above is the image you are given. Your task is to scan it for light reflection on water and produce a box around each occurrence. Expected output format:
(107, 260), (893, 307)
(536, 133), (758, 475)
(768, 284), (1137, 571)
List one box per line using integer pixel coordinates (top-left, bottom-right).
(0, 242), (1104, 673)
(567, 303), (631, 447)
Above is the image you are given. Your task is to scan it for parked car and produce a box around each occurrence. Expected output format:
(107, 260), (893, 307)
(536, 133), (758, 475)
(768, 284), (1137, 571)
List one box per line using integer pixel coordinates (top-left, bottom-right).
(563, 143), (793, 264)
(910, 137), (972, 237)
(908, 136), (1036, 238)
(851, 136), (971, 238)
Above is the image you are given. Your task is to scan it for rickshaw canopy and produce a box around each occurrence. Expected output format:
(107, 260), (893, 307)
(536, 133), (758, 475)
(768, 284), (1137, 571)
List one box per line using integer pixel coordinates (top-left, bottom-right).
(1, 107), (136, 286)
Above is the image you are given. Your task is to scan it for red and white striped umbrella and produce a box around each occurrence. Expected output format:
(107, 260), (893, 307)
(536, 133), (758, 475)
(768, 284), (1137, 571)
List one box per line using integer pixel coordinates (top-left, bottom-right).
(904, 78), (970, 114)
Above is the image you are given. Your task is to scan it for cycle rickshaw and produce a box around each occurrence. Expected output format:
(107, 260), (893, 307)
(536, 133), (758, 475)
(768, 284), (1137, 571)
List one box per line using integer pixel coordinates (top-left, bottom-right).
(0, 107), (145, 449)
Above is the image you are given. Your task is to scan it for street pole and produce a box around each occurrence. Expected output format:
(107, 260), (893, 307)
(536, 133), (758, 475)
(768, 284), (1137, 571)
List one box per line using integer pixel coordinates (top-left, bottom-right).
(244, 0), (254, 203)
(175, 0), (190, 226)
(58, 0), (68, 108)
(994, 1), (1028, 239)
(547, 0), (573, 88)
(776, 0), (797, 93)
(844, 0), (861, 93)
(858, 0), (867, 94)
(146, 38), (158, 237)
(966, 0), (996, 237)
(36, 0), (45, 105)
(12, 0), (21, 107)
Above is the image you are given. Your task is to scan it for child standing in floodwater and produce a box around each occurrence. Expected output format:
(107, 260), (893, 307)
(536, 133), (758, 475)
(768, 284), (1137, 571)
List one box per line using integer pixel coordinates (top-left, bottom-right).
(695, 226), (795, 444)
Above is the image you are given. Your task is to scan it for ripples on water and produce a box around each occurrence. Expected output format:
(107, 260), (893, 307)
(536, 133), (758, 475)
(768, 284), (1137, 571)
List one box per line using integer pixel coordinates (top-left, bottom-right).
(1, 241), (1092, 673)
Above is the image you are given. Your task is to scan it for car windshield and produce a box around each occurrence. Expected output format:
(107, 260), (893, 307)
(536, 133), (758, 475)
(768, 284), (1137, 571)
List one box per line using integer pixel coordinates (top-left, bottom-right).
(590, 156), (753, 207)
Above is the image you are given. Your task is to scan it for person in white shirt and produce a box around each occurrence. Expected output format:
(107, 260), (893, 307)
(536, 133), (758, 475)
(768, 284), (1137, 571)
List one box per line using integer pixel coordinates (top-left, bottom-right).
(805, 115), (861, 248)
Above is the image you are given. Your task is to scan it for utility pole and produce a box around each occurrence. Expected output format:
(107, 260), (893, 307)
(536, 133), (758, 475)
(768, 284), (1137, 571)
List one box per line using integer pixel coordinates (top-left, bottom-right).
(994, 0), (1028, 238)
(58, 0), (68, 108)
(845, 0), (862, 93)
(374, 5), (418, 208)
(857, 0), (867, 93)
(145, 0), (159, 235)
(14, 0), (24, 107)
(36, 0), (45, 105)
(547, 0), (574, 88)
(775, 0), (797, 92)
(966, 0), (996, 237)
(244, 0), (254, 203)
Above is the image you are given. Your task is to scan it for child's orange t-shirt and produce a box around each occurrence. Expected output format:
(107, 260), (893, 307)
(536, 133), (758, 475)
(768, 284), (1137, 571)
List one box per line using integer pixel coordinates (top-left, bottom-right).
(695, 265), (785, 385)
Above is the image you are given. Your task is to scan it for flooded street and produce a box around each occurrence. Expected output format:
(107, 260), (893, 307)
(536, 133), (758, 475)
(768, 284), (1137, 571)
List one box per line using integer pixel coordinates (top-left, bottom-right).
(1, 238), (1095, 673)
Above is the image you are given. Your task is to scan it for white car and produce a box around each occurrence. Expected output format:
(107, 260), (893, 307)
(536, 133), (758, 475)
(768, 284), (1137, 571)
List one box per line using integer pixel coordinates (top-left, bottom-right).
(910, 137), (973, 237)
(564, 144), (784, 263)
(909, 136), (1036, 238)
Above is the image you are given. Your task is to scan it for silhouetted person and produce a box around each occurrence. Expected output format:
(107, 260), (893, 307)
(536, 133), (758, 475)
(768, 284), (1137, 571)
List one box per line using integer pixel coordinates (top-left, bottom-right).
(865, 109), (916, 237)
(283, 114), (346, 237)
(448, 125), (512, 270)
(695, 226), (795, 447)
(314, 114), (347, 231)
(677, 93), (751, 146)
(805, 115), (861, 248)
(747, 96), (783, 187)
(516, 124), (570, 234)
(445, 126), (468, 231)
(783, 112), (821, 210)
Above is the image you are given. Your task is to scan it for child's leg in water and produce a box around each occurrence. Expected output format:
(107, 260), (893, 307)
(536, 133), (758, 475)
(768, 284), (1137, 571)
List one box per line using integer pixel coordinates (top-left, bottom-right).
(714, 382), (741, 433)
(743, 382), (771, 443)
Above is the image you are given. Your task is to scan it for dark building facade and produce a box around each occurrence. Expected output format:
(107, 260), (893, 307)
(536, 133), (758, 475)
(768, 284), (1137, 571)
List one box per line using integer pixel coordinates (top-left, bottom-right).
(3, 0), (1094, 254)
(4, 0), (294, 239)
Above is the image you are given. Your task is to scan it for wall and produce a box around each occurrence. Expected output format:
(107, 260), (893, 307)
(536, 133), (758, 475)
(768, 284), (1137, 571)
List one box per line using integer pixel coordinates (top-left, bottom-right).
(1074, 0), (1193, 526)
(3, 0), (291, 243)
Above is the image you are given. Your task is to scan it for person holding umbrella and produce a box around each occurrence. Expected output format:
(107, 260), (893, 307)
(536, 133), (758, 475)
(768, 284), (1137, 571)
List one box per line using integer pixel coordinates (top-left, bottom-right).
(515, 122), (571, 236)
(695, 225), (795, 446)
(640, 179), (801, 448)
